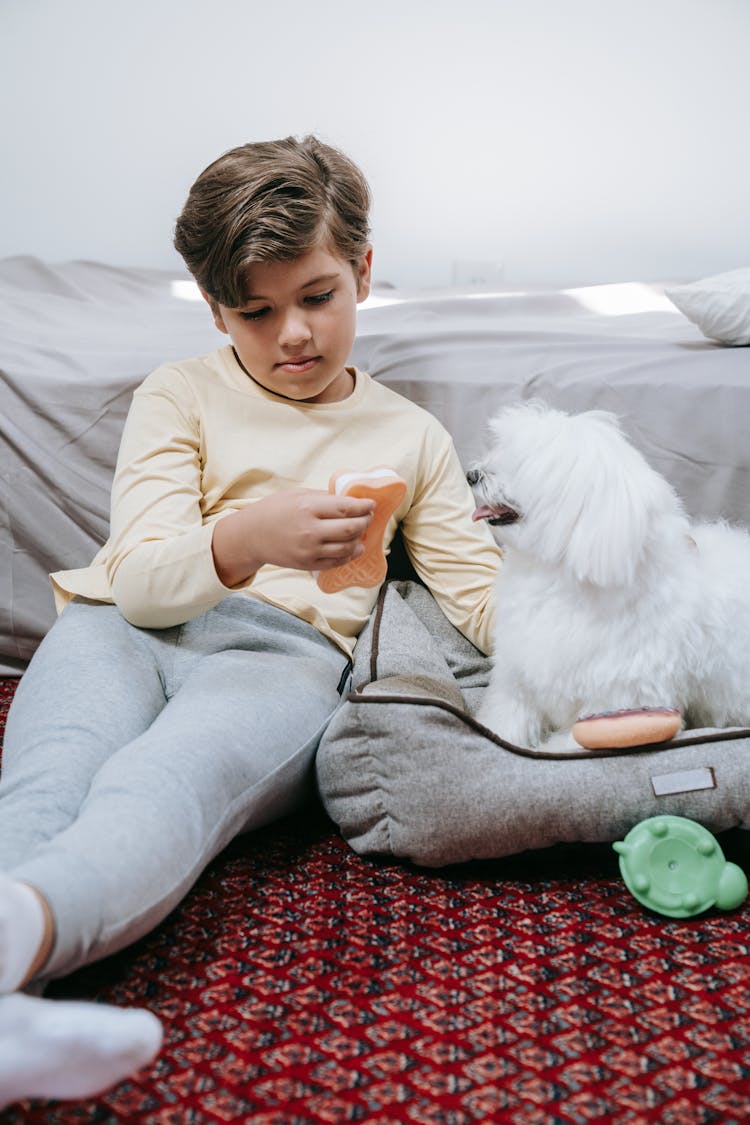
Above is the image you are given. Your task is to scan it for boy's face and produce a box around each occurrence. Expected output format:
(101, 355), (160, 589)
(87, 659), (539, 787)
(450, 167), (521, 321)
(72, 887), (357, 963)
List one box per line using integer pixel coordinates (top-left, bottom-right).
(205, 245), (372, 404)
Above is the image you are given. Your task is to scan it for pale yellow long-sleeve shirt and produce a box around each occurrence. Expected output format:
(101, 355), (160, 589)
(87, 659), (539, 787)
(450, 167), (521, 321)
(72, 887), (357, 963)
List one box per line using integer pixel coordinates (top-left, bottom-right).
(51, 346), (501, 656)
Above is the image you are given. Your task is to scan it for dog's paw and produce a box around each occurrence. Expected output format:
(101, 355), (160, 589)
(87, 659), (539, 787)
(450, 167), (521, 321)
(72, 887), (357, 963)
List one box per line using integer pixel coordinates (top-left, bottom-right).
(537, 729), (580, 754)
(476, 698), (538, 748)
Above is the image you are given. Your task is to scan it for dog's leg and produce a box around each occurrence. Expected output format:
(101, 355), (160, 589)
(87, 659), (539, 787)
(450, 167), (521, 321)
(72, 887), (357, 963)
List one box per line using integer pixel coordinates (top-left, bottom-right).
(538, 728), (580, 754)
(477, 686), (542, 748)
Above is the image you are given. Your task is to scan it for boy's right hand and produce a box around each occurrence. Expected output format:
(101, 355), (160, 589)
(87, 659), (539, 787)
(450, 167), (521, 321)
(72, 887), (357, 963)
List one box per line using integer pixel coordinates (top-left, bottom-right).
(211, 489), (375, 588)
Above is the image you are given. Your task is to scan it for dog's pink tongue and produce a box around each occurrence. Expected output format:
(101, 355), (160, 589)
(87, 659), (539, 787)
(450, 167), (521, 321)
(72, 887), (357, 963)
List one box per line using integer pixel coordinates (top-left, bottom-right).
(472, 506), (495, 522)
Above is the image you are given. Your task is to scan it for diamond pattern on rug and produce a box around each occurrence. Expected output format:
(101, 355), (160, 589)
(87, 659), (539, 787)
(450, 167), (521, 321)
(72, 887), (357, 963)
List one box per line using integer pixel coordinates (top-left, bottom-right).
(2, 675), (750, 1124)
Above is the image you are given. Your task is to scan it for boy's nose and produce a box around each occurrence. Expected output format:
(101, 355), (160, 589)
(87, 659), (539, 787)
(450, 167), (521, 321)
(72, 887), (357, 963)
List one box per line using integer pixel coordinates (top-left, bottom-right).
(279, 310), (312, 349)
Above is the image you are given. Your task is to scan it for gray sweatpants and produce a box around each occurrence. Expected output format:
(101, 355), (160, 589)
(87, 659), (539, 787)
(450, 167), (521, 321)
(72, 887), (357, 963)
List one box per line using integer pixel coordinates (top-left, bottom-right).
(0, 594), (350, 982)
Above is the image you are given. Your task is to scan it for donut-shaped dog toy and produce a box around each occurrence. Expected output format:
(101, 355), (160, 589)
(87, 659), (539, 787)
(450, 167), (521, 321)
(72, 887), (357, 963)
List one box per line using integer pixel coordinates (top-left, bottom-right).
(572, 707), (682, 749)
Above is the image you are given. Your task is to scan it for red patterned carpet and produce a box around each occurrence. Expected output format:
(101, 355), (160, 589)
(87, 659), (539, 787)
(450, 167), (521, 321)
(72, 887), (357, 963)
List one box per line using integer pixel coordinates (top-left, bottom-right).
(2, 675), (750, 1124)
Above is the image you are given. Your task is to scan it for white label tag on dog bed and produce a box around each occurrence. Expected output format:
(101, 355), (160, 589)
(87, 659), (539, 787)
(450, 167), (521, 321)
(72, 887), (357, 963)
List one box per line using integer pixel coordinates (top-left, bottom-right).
(651, 766), (716, 796)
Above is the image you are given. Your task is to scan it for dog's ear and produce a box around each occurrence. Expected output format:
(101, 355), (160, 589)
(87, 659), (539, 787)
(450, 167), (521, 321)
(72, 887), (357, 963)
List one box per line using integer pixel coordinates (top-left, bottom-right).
(561, 416), (680, 587)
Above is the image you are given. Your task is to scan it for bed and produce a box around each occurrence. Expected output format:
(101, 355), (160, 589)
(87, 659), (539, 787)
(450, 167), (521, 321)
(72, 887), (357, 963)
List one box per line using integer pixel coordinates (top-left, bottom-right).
(1, 255), (748, 678)
(3, 257), (750, 1121)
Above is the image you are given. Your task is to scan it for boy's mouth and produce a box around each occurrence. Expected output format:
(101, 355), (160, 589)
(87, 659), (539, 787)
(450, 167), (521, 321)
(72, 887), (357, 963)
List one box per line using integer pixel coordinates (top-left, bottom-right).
(276, 356), (321, 374)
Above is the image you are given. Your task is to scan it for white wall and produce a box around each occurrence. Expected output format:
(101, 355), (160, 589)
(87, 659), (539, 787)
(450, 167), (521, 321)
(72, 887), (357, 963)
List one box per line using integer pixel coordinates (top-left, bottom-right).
(1, 0), (748, 287)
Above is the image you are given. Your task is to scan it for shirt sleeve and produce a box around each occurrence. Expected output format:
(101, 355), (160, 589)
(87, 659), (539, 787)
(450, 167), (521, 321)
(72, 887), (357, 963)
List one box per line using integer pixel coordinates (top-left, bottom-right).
(400, 424), (502, 655)
(103, 369), (236, 627)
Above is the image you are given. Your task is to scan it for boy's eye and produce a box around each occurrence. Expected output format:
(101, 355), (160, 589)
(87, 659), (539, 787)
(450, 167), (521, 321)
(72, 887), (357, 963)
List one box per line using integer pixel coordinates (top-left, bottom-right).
(238, 291), (333, 321)
(239, 306), (270, 321)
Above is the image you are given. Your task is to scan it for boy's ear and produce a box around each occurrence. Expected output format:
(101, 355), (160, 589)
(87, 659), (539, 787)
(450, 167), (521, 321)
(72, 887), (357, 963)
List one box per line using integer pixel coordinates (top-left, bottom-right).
(355, 246), (373, 303)
(201, 290), (228, 334)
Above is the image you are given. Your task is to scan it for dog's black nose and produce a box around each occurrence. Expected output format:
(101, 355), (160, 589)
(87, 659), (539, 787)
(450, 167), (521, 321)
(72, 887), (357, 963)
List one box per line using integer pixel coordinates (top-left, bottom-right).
(466, 469), (480, 486)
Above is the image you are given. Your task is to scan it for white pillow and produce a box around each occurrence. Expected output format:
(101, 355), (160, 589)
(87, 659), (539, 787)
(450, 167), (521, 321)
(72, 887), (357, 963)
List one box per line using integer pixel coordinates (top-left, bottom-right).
(666, 268), (750, 346)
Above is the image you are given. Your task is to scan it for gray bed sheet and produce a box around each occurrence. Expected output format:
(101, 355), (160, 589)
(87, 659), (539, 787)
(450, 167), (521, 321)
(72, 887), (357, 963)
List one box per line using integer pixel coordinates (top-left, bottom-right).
(1, 257), (748, 674)
(352, 284), (750, 526)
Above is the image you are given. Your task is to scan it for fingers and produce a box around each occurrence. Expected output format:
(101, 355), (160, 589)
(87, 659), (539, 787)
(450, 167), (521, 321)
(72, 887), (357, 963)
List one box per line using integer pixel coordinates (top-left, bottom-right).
(313, 542), (366, 571)
(308, 493), (374, 546)
(311, 515), (370, 570)
(316, 494), (376, 521)
(310, 497), (374, 569)
(340, 496), (376, 518)
(323, 512), (373, 544)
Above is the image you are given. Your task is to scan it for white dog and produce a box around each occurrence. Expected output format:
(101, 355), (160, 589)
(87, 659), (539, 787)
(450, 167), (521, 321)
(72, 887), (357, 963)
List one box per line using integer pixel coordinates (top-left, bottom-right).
(468, 400), (750, 749)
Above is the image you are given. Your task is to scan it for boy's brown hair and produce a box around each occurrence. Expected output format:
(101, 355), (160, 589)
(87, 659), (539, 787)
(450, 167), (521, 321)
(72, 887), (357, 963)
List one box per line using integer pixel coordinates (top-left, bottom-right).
(173, 136), (371, 308)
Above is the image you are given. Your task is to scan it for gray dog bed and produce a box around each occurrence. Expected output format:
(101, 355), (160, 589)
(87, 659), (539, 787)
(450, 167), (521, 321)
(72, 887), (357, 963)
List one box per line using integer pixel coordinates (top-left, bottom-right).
(316, 581), (750, 867)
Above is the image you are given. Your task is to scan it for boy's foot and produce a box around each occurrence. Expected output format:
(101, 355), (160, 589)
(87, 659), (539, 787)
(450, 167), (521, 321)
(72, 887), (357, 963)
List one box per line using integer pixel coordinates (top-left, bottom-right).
(0, 991), (163, 1108)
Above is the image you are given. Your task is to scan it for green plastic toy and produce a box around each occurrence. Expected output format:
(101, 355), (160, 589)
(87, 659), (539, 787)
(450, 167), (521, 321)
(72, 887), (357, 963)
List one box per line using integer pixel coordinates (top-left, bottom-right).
(613, 815), (748, 918)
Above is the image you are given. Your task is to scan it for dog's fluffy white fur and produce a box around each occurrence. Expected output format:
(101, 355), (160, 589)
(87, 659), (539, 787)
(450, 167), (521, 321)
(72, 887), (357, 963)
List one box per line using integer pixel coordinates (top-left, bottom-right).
(469, 401), (750, 749)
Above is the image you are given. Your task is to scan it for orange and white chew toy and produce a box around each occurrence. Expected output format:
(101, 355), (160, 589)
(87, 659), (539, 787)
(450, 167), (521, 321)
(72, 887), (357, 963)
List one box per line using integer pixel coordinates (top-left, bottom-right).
(572, 707), (682, 749)
(315, 468), (407, 594)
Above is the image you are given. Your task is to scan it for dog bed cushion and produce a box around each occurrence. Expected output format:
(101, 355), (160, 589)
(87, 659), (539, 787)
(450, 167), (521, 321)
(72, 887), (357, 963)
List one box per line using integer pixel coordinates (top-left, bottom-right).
(315, 581), (750, 867)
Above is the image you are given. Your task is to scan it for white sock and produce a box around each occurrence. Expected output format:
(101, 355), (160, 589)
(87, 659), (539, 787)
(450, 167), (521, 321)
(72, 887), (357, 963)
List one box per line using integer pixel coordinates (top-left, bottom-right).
(0, 875), (47, 993)
(0, 991), (163, 1108)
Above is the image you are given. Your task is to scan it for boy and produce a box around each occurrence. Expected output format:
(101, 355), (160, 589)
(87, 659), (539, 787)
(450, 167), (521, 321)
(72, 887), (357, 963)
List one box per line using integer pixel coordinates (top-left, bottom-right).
(0, 136), (501, 1106)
